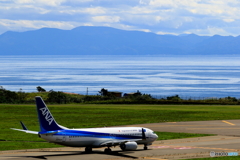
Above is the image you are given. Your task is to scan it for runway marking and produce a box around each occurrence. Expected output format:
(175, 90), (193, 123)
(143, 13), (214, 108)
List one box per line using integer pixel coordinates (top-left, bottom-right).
(195, 146), (239, 151)
(150, 146), (171, 149)
(129, 125), (217, 127)
(173, 147), (192, 149)
(150, 146), (193, 150)
(152, 136), (239, 145)
(143, 157), (168, 160)
(222, 120), (235, 126)
(151, 145), (239, 152)
(187, 128), (240, 130)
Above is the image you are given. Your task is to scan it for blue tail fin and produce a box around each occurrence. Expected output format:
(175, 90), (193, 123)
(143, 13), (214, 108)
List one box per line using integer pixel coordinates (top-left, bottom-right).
(35, 96), (64, 132)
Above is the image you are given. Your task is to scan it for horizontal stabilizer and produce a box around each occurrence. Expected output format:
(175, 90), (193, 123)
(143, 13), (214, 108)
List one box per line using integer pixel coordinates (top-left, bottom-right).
(11, 121), (38, 134)
(11, 128), (38, 134)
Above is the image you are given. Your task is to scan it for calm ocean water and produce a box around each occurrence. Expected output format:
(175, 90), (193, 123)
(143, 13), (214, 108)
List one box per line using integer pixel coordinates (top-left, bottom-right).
(0, 55), (240, 98)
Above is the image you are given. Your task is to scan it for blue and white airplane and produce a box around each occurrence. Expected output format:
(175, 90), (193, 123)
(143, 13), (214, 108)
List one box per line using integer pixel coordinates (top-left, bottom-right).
(11, 96), (158, 152)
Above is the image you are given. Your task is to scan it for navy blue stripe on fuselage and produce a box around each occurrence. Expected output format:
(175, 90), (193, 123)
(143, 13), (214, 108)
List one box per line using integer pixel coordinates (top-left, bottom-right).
(54, 130), (142, 140)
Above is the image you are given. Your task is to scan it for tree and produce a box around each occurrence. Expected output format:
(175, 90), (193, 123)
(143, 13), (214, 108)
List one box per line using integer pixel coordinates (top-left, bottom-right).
(47, 90), (68, 103)
(99, 88), (109, 96)
(18, 88), (27, 103)
(0, 87), (18, 103)
(135, 90), (142, 96)
(167, 95), (182, 101)
(36, 86), (46, 92)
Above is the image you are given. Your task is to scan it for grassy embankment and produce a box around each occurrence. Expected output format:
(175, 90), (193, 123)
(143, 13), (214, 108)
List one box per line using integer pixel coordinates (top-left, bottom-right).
(1, 104), (240, 150)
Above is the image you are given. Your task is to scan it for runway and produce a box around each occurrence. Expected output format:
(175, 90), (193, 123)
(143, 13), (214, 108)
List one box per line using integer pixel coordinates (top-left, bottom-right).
(124, 119), (240, 136)
(1, 120), (240, 160)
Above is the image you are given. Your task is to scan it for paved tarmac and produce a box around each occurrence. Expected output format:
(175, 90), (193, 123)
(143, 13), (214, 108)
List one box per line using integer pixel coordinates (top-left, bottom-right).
(125, 119), (240, 136)
(1, 120), (240, 160)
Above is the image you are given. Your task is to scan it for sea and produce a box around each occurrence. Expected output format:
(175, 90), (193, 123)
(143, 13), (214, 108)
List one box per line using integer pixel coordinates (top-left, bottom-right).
(0, 55), (240, 99)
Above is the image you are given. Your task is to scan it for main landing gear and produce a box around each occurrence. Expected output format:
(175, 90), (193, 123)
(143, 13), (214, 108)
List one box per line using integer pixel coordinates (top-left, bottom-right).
(85, 146), (112, 153)
(85, 146), (92, 153)
(104, 147), (112, 153)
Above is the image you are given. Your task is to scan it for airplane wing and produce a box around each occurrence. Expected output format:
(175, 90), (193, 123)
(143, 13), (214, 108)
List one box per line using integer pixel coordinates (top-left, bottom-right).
(100, 139), (142, 147)
(10, 128), (39, 134)
(11, 121), (38, 134)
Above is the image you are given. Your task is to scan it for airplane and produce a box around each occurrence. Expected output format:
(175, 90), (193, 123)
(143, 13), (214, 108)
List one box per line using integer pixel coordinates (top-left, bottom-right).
(11, 96), (158, 153)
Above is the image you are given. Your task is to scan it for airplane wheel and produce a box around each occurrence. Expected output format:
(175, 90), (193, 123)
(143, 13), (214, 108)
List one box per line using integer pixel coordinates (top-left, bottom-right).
(104, 148), (112, 153)
(120, 144), (126, 151)
(85, 147), (92, 153)
(144, 146), (148, 150)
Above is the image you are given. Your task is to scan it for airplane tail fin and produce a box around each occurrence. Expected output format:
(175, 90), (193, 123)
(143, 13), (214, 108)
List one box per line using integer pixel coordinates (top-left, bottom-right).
(35, 96), (67, 132)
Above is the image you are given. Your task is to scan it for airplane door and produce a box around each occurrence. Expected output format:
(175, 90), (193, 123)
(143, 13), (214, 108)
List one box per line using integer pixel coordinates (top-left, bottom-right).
(62, 135), (66, 142)
(145, 130), (150, 139)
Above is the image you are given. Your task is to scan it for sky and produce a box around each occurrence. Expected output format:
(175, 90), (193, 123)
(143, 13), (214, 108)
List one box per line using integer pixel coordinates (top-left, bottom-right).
(1, 0), (240, 36)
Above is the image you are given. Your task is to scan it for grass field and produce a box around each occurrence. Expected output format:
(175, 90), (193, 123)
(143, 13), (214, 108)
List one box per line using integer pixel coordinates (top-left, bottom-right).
(1, 104), (240, 151)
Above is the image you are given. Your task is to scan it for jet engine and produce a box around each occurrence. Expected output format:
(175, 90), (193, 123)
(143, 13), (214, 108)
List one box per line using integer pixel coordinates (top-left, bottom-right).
(120, 141), (138, 151)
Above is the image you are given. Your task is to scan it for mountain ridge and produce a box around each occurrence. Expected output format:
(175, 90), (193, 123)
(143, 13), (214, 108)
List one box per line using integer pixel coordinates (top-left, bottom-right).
(0, 26), (239, 55)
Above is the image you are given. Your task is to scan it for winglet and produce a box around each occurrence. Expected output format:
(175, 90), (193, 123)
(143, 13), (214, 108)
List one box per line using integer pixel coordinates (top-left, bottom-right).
(20, 121), (28, 130)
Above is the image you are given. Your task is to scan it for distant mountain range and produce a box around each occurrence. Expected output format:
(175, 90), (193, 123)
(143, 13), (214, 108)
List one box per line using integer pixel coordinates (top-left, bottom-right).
(0, 26), (240, 55)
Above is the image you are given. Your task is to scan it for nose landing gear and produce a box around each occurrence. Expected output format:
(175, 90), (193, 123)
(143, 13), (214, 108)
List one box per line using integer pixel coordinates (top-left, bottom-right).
(144, 145), (148, 150)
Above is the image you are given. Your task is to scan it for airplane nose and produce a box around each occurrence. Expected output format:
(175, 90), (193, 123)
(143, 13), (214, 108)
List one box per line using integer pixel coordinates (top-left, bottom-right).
(154, 134), (158, 140)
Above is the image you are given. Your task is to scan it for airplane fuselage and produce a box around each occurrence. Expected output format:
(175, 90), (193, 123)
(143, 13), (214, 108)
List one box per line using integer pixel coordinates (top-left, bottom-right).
(41, 127), (157, 147)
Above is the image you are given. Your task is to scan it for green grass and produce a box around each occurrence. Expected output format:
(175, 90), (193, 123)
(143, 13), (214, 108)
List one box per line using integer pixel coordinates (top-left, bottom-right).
(1, 104), (239, 150)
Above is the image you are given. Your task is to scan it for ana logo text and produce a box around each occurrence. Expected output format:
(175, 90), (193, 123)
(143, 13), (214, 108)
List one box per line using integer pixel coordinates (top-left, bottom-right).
(39, 107), (54, 125)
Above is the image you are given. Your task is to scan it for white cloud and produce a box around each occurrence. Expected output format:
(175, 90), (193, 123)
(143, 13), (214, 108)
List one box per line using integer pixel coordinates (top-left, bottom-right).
(223, 19), (235, 23)
(185, 26), (231, 36)
(14, 0), (33, 4)
(139, 0), (149, 5)
(0, 4), (50, 15)
(14, 0), (66, 6)
(1, 0), (240, 35)
(156, 31), (178, 35)
(0, 19), (79, 32)
(136, 28), (151, 32)
(150, 0), (177, 8)
(91, 16), (120, 23)
(206, 27), (230, 36)
(60, 7), (106, 15)
(129, 6), (156, 14)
